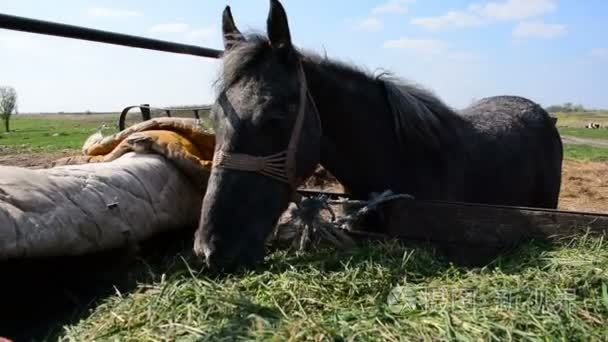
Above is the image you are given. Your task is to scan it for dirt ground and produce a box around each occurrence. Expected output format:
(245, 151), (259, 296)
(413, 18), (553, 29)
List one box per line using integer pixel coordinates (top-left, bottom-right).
(559, 160), (608, 213)
(0, 152), (606, 213)
(0, 151), (77, 169)
(302, 162), (608, 214)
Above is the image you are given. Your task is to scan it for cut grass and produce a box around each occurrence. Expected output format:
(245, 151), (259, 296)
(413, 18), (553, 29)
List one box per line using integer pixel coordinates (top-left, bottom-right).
(59, 234), (608, 341)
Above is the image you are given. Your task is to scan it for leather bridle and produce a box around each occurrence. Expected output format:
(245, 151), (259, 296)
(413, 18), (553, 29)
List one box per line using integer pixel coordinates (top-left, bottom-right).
(212, 61), (320, 202)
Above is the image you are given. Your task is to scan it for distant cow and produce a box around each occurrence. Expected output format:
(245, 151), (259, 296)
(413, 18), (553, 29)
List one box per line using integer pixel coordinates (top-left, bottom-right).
(586, 122), (602, 129)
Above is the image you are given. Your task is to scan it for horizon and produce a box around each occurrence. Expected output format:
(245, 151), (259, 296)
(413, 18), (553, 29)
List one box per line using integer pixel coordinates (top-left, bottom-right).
(1, 0), (607, 112)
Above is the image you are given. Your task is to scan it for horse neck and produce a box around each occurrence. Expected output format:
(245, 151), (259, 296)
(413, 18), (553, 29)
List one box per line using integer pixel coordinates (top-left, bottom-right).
(301, 59), (405, 196)
(303, 62), (388, 133)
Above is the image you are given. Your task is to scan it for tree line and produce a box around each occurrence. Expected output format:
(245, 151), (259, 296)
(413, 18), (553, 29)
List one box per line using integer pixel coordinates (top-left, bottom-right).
(545, 102), (600, 113)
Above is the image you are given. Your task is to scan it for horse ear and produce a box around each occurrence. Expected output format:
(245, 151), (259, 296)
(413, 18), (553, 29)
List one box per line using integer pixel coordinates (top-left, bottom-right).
(267, 0), (292, 50)
(222, 6), (245, 50)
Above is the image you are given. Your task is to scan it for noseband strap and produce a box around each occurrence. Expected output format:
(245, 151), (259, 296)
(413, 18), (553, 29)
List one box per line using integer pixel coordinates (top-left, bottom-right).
(213, 150), (289, 184)
(213, 61), (318, 196)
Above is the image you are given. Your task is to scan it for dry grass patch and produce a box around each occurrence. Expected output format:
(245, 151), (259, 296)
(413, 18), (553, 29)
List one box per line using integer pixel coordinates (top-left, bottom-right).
(559, 160), (608, 213)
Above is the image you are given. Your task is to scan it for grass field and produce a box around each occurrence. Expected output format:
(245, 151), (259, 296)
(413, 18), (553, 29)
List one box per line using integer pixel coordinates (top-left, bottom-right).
(1, 113), (607, 341)
(0, 114), (117, 153)
(556, 112), (608, 161)
(0, 111), (210, 154)
(563, 144), (608, 162)
(559, 127), (608, 140)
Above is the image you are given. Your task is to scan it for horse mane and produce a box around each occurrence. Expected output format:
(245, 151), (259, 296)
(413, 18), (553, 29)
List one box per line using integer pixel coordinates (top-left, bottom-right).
(217, 32), (462, 152)
(377, 73), (462, 152)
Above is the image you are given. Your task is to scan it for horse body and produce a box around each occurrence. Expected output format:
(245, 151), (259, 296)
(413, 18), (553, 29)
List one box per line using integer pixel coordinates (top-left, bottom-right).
(303, 56), (562, 208)
(194, 0), (564, 271)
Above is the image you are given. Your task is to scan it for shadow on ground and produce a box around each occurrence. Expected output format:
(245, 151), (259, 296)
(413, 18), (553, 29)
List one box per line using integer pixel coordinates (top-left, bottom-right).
(0, 227), (199, 342)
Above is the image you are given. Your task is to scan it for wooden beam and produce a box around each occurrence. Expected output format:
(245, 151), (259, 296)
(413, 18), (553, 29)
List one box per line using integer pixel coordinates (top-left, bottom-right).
(379, 199), (608, 246)
(368, 199), (608, 265)
(299, 189), (608, 264)
(298, 189), (608, 244)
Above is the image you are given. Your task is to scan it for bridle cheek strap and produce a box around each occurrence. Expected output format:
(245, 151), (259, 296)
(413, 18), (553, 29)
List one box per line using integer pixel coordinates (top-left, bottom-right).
(212, 62), (316, 202)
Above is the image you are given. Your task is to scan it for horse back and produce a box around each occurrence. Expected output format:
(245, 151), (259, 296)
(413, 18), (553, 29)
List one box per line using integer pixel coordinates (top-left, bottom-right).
(456, 96), (563, 208)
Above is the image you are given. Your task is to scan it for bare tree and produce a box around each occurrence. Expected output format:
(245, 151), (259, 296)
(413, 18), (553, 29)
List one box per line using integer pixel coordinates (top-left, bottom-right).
(0, 86), (18, 132)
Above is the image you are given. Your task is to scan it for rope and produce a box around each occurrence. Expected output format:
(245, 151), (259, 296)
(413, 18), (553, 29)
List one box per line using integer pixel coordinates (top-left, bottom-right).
(271, 190), (415, 250)
(331, 190), (415, 231)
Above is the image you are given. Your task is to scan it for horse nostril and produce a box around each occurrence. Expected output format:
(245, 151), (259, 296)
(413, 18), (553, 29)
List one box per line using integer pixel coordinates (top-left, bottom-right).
(204, 249), (235, 272)
(203, 246), (217, 268)
(204, 251), (215, 269)
(195, 234), (265, 273)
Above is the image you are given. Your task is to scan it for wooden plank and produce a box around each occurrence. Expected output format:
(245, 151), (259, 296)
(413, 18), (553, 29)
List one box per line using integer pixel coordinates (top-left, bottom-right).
(300, 189), (608, 244)
(297, 188), (608, 263)
(351, 198), (608, 265)
(379, 199), (608, 247)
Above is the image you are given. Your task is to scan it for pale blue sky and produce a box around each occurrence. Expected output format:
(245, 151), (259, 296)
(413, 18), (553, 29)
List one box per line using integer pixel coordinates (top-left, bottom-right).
(0, 0), (607, 112)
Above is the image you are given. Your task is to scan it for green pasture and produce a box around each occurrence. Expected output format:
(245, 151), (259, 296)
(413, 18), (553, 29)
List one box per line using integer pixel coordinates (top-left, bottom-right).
(558, 127), (608, 140)
(0, 111), (211, 154)
(564, 144), (608, 162)
(0, 114), (117, 153)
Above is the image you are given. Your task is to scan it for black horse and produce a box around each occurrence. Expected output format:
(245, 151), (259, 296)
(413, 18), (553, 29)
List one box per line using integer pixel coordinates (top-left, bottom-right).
(194, 0), (563, 272)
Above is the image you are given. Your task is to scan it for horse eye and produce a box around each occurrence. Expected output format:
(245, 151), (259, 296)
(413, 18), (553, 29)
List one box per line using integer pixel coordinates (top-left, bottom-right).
(256, 114), (283, 129)
(266, 116), (283, 126)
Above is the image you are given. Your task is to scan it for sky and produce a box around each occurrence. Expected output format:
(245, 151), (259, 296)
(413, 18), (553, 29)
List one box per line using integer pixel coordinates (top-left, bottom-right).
(0, 0), (607, 113)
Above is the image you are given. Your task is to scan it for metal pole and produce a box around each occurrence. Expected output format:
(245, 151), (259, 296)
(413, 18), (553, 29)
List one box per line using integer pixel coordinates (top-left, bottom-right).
(0, 13), (223, 59)
(140, 104), (151, 121)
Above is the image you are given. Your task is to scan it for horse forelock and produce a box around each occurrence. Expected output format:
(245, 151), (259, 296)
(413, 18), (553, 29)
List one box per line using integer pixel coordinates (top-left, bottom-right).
(214, 33), (272, 93)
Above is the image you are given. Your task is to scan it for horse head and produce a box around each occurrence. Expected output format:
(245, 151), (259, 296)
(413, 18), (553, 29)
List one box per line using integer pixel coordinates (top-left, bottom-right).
(193, 0), (321, 272)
